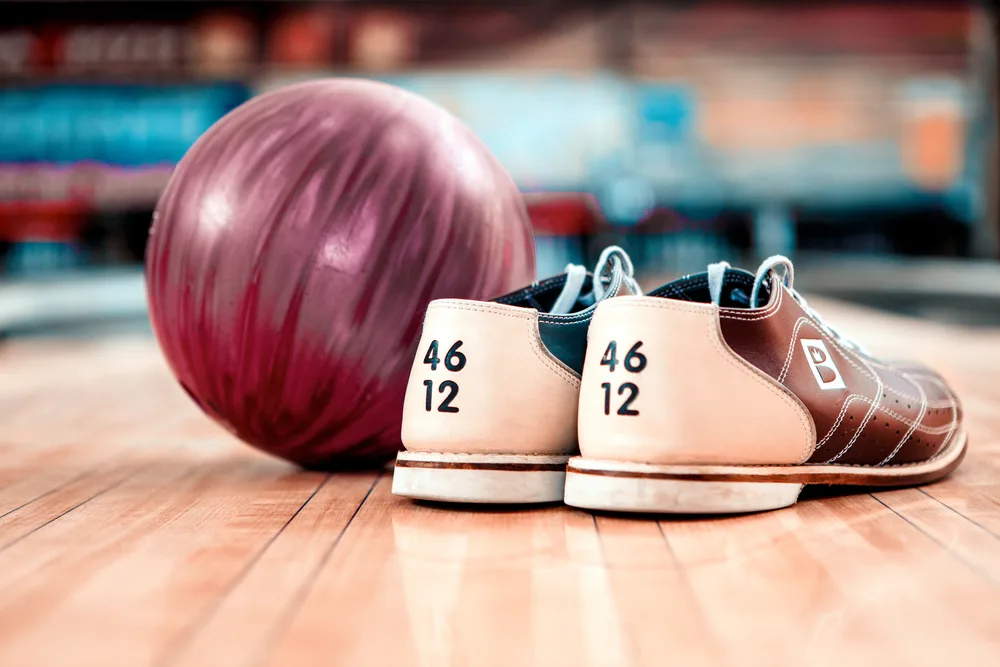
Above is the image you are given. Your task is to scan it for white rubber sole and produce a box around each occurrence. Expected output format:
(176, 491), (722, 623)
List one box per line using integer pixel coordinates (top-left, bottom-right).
(564, 429), (967, 515)
(564, 470), (803, 514)
(392, 451), (571, 504)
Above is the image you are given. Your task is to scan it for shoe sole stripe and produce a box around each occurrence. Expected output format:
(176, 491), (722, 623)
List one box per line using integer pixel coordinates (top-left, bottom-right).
(567, 428), (967, 487)
(395, 460), (568, 472)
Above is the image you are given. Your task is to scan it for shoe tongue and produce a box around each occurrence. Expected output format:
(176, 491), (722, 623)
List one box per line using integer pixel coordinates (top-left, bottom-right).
(707, 261), (731, 305)
(699, 261), (755, 308)
(548, 264), (588, 314)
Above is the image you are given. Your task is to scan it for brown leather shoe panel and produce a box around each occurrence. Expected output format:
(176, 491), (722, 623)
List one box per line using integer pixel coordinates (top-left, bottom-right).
(890, 370), (962, 463)
(901, 369), (961, 429)
(785, 336), (885, 462)
(861, 363), (961, 463)
(807, 396), (877, 463)
(829, 414), (907, 465)
(720, 285), (879, 462)
(892, 429), (955, 464)
(719, 283), (963, 467)
(715, 286), (793, 378)
(870, 361), (954, 423)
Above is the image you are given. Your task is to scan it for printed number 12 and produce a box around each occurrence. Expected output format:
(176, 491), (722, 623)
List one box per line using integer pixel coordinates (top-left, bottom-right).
(602, 382), (639, 416)
(423, 379), (459, 413)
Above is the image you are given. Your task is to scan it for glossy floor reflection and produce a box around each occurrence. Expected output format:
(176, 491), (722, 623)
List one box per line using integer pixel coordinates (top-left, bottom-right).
(329, 478), (998, 667)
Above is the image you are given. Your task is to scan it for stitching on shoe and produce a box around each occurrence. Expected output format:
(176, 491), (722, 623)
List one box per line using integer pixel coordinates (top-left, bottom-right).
(880, 372), (959, 466)
(428, 301), (580, 387)
(538, 311), (593, 325)
(879, 373), (929, 465)
(718, 283), (784, 321)
(575, 433), (963, 470)
(815, 393), (957, 452)
(525, 317), (582, 388)
(602, 297), (815, 463)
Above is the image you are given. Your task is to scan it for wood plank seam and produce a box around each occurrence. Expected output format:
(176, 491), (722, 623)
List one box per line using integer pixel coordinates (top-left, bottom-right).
(156, 473), (334, 667)
(249, 470), (383, 667)
(918, 487), (1000, 541)
(0, 462), (152, 552)
(0, 464), (105, 522)
(870, 493), (1000, 588)
(655, 520), (725, 662)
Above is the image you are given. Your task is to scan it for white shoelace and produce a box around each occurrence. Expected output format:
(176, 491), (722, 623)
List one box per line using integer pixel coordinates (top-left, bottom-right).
(750, 255), (868, 354)
(549, 245), (640, 314)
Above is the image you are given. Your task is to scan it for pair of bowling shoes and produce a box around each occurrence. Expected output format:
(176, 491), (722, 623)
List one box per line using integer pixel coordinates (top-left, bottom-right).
(392, 249), (966, 514)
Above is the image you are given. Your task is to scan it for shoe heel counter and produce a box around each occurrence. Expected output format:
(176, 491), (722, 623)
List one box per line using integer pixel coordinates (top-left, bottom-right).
(401, 300), (581, 455)
(578, 297), (815, 465)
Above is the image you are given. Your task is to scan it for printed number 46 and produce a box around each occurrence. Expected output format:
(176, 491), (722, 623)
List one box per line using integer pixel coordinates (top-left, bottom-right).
(600, 341), (647, 373)
(600, 341), (645, 416)
(423, 340), (466, 372)
(423, 340), (465, 413)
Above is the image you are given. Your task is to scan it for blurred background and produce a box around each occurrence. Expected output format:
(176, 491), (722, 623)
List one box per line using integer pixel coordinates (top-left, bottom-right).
(0, 1), (997, 336)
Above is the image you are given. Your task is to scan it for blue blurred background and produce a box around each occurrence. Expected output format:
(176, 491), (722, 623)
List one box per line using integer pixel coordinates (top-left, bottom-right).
(0, 1), (997, 334)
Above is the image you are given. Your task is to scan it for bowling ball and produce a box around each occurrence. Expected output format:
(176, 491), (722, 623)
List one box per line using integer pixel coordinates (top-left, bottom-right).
(146, 79), (535, 468)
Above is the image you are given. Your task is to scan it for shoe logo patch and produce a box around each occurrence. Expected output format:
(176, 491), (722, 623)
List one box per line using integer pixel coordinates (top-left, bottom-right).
(801, 339), (846, 390)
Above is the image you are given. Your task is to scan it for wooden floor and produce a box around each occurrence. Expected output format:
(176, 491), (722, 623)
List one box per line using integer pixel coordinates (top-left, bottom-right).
(2, 301), (1000, 667)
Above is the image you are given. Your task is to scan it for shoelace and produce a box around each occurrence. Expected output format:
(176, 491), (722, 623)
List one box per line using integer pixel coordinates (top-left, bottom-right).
(550, 246), (640, 314)
(750, 255), (868, 354)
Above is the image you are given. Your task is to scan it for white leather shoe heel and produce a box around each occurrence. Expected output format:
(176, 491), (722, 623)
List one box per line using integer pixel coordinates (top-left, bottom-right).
(393, 247), (641, 505)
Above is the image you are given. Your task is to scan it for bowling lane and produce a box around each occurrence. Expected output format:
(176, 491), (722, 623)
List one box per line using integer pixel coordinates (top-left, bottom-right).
(0, 301), (999, 666)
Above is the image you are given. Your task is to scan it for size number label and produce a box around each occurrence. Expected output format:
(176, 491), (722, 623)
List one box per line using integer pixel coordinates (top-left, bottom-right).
(422, 340), (465, 413)
(599, 341), (645, 416)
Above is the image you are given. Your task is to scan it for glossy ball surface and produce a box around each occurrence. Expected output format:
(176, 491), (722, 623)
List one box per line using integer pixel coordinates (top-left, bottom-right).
(146, 79), (535, 467)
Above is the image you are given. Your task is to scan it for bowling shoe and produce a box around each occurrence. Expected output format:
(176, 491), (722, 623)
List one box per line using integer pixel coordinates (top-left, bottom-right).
(393, 246), (642, 503)
(564, 255), (966, 514)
